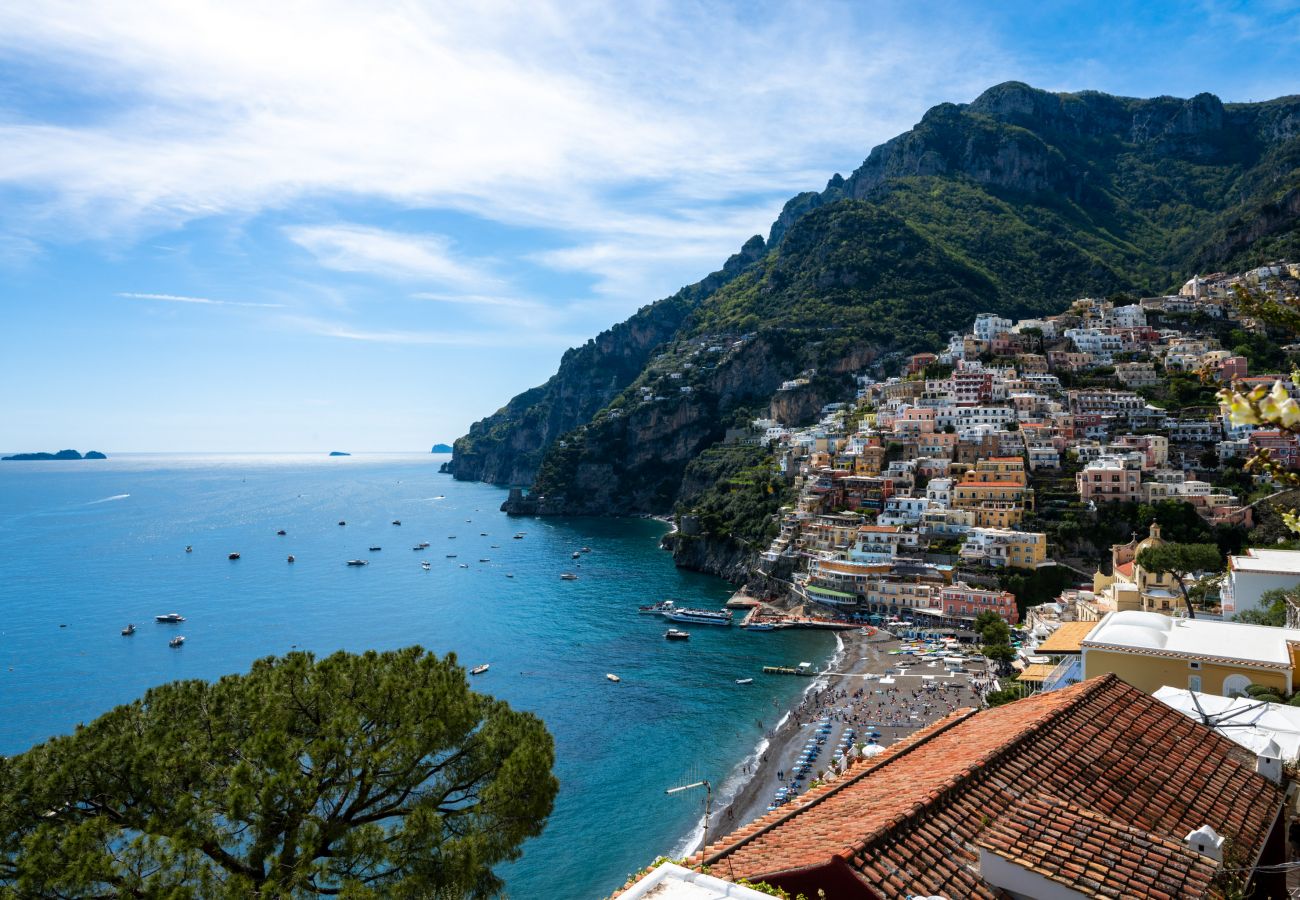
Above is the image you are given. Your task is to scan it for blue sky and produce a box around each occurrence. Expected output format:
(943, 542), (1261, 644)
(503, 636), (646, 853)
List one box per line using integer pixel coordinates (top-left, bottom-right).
(1, 0), (1297, 452)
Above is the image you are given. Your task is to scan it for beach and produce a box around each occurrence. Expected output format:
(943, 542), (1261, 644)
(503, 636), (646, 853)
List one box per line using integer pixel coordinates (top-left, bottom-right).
(697, 629), (995, 848)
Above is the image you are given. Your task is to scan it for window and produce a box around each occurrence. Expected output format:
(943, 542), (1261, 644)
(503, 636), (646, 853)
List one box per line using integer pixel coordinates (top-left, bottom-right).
(1188, 675), (1202, 693)
(1189, 661), (1201, 670)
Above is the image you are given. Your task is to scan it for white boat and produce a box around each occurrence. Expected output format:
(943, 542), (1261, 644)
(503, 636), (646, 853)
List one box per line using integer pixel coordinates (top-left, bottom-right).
(572, 551), (581, 559)
(421, 561), (431, 570)
(639, 600), (675, 615)
(606, 673), (620, 682)
(346, 559), (368, 567)
(169, 636), (185, 648)
(560, 573), (578, 580)
(735, 678), (754, 685)
(581, 547), (592, 553)
(662, 607), (733, 626)
(664, 629), (690, 641)
(155, 613), (185, 623)
(744, 622), (776, 631)
(459, 563), (469, 568)
(470, 664), (489, 675)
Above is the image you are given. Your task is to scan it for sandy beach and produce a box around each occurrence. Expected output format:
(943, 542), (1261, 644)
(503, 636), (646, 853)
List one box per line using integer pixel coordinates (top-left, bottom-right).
(694, 629), (995, 850)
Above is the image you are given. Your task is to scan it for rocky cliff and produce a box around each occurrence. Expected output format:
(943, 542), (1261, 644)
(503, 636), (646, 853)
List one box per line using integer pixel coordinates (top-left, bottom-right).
(456, 82), (1300, 581)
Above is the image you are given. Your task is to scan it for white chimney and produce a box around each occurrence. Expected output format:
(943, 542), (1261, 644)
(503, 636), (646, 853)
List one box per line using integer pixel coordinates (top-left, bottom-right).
(1185, 825), (1225, 863)
(1256, 738), (1284, 784)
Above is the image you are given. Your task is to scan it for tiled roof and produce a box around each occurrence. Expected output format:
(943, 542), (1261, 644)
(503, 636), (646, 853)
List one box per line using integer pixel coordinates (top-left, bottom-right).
(692, 675), (1282, 899)
(976, 792), (1218, 898)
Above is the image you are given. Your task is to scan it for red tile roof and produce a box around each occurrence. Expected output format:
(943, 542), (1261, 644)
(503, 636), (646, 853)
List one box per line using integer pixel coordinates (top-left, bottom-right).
(691, 675), (1282, 898)
(976, 792), (1219, 898)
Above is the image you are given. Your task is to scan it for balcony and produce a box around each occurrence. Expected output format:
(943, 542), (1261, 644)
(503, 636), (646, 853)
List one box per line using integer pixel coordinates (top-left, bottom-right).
(1040, 656), (1084, 692)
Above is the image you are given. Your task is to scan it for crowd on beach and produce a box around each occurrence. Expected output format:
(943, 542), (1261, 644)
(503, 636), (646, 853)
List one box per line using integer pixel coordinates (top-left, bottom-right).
(790, 673), (993, 734)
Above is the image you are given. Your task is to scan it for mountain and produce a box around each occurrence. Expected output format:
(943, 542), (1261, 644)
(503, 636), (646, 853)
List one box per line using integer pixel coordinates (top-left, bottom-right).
(2, 449), (106, 461)
(448, 82), (1300, 528)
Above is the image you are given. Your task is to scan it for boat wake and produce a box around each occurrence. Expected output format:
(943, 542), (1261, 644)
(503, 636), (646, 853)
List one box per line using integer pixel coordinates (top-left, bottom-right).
(88, 493), (130, 504)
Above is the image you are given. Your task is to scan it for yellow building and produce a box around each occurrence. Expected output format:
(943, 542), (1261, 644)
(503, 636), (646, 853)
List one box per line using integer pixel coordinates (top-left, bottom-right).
(1081, 610), (1300, 697)
(1091, 522), (1186, 614)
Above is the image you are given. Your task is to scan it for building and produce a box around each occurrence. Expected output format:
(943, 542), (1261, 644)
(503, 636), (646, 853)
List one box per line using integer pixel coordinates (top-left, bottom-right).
(1077, 457), (1142, 504)
(958, 527), (1048, 569)
(679, 675), (1286, 900)
(938, 582), (1019, 625)
(1223, 548), (1300, 618)
(1154, 687), (1300, 778)
(1081, 610), (1300, 697)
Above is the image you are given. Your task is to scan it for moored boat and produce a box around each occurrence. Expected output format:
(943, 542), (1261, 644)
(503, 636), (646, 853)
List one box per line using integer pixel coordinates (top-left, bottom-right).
(735, 677), (754, 685)
(421, 561), (431, 570)
(169, 636), (185, 648)
(639, 600), (675, 615)
(470, 664), (489, 675)
(662, 607), (733, 626)
(228, 552), (240, 560)
(287, 555), (295, 563)
(392, 520), (401, 525)
(346, 559), (368, 567)
(155, 613), (185, 623)
(664, 629), (690, 641)
(606, 673), (620, 682)
(743, 622), (776, 631)
(276, 529), (286, 536)
(571, 551), (581, 559)
(121, 623), (135, 636)
(560, 572), (578, 580)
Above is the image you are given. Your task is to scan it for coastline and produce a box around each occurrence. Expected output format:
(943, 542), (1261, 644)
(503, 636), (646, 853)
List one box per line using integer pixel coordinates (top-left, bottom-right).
(680, 629), (992, 855)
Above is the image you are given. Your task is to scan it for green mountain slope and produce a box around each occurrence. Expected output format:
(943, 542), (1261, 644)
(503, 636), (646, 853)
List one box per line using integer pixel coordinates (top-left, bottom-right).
(448, 82), (1300, 521)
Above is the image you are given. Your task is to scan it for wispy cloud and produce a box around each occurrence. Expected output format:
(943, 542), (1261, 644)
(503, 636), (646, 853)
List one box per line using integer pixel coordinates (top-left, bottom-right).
(411, 292), (541, 310)
(118, 291), (283, 308)
(284, 225), (500, 291)
(281, 314), (582, 348)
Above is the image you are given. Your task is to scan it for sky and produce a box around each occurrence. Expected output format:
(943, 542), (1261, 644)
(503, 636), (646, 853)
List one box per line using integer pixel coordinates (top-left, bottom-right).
(1, 0), (1297, 452)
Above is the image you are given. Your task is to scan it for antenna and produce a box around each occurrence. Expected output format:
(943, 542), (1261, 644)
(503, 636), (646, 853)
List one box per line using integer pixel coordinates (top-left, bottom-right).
(666, 779), (713, 852)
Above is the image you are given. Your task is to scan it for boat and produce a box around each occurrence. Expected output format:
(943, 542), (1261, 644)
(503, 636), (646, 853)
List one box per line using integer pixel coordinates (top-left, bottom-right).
(479, 558), (490, 562)
(185, 545), (192, 553)
(369, 546), (382, 552)
(581, 547), (592, 553)
(276, 529), (286, 536)
(481, 532), (488, 536)
(287, 555), (295, 563)
(513, 532), (525, 539)
(169, 636), (185, 648)
(338, 521), (346, 526)
(735, 678), (754, 685)
(155, 613), (185, 623)
(662, 607), (734, 626)
(415, 542), (430, 550)
(392, 520), (401, 525)
(639, 600), (675, 615)
(506, 573), (515, 578)
(571, 551), (581, 559)
(606, 673), (621, 682)
(421, 561), (431, 570)
(228, 552), (240, 560)
(346, 559), (368, 567)
(447, 535), (456, 539)
(459, 563), (469, 568)
(664, 629), (690, 641)
(560, 573), (578, 580)
(470, 664), (489, 675)
(446, 553), (457, 558)
(121, 623), (135, 636)
(743, 622), (776, 631)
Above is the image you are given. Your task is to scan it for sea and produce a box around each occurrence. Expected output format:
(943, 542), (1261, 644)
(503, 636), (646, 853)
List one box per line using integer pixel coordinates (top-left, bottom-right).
(0, 453), (835, 898)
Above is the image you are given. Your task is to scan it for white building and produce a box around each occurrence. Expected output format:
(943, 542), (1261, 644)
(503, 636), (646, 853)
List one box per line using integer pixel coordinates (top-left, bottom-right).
(973, 313), (1013, 342)
(1222, 549), (1300, 618)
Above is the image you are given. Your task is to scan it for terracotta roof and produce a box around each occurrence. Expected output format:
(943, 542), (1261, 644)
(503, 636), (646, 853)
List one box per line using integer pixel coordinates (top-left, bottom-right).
(692, 675), (1282, 899)
(1037, 620), (1097, 655)
(976, 792), (1218, 899)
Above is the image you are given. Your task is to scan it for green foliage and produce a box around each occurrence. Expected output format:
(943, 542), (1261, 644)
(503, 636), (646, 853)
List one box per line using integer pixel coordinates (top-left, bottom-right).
(997, 566), (1076, 618)
(1234, 587), (1295, 627)
(986, 683), (1032, 707)
(1137, 542), (1226, 617)
(677, 445), (792, 544)
(0, 648), (558, 898)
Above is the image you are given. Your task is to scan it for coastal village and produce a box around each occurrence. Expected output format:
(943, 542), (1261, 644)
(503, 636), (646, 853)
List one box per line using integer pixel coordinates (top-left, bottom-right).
(619, 262), (1300, 898)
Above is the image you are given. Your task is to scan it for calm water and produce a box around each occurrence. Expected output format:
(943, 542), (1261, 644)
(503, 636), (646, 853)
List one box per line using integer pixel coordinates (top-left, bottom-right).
(0, 453), (833, 898)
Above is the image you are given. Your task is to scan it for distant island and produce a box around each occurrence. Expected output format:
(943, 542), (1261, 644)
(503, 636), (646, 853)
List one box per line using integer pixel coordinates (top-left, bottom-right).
(328, 451), (351, 457)
(2, 449), (107, 461)
(431, 443), (453, 453)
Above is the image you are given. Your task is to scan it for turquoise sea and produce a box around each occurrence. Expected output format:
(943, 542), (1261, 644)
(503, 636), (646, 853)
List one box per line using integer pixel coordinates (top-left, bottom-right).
(0, 453), (834, 898)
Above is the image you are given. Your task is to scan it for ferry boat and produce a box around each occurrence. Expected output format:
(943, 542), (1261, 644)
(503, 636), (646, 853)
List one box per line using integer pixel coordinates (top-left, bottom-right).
(346, 559), (368, 567)
(470, 664), (489, 675)
(664, 629), (690, 641)
(662, 607), (734, 626)
(121, 623), (135, 636)
(155, 613), (185, 623)
(169, 636), (185, 648)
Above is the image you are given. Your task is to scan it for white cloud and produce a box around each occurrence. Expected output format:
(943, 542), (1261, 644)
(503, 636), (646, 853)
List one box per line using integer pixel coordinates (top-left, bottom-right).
(284, 225), (499, 290)
(118, 291), (284, 308)
(280, 314), (582, 348)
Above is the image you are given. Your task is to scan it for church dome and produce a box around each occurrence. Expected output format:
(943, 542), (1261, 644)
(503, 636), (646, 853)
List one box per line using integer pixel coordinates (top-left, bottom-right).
(1135, 521), (1165, 555)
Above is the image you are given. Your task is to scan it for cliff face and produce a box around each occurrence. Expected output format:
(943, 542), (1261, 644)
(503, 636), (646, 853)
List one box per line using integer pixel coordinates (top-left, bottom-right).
(456, 82), (1300, 581)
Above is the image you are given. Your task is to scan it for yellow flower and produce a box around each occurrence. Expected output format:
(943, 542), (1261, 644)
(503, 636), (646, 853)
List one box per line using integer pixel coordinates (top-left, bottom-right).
(1280, 398), (1300, 430)
(1226, 394), (1261, 425)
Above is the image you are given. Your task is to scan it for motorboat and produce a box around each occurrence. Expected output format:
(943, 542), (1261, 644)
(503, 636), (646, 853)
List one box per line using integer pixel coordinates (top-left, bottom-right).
(369, 546), (382, 552)
(169, 636), (185, 648)
(459, 563), (469, 568)
(446, 554), (457, 558)
(155, 613), (185, 623)
(185, 545), (192, 553)
(121, 623), (135, 636)
(735, 678), (754, 685)
(513, 532), (525, 539)
(606, 673), (620, 683)
(346, 559), (368, 567)
(415, 542), (430, 550)
(560, 573), (578, 580)
(276, 529), (286, 536)
(228, 552), (241, 560)
(581, 547), (592, 553)
(470, 664), (489, 675)
(287, 555), (295, 563)
(480, 532), (488, 536)
(506, 573), (514, 578)
(664, 629), (690, 641)
(639, 600), (675, 615)
(572, 551), (581, 559)
(392, 520), (401, 525)
(479, 558), (490, 563)
(421, 561), (431, 570)
(338, 521), (346, 526)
